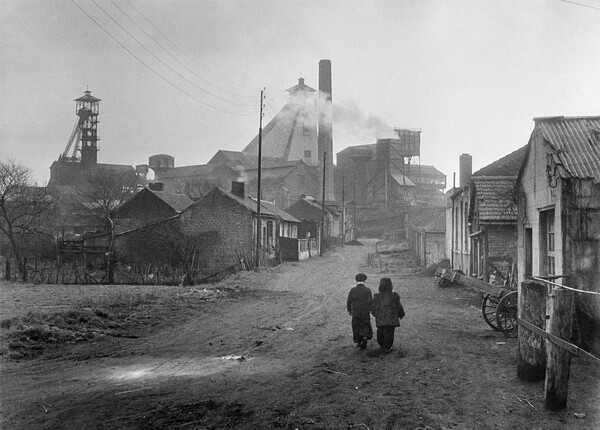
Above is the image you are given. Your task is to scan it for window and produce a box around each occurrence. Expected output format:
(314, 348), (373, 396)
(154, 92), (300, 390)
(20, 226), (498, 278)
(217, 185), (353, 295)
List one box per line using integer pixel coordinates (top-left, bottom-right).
(304, 150), (311, 159)
(547, 211), (555, 275)
(539, 209), (555, 276)
(525, 228), (532, 279)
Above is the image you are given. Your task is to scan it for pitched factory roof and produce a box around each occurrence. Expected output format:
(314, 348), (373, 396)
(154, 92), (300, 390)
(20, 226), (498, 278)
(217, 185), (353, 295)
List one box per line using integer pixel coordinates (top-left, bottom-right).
(471, 176), (517, 222)
(243, 78), (319, 164)
(534, 116), (600, 183)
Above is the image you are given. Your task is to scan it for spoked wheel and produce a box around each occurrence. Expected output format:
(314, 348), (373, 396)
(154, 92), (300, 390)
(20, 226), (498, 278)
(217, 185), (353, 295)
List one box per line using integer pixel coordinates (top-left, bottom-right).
(481, 294), (501, 331)
(496, 291), (518, 337)
(437, 277), (451, 288)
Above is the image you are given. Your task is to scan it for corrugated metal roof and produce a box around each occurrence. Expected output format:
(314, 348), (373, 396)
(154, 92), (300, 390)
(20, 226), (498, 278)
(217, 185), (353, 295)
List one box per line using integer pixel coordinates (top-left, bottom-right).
(536, 116), (600, 183)
(472, 176), (517, 222)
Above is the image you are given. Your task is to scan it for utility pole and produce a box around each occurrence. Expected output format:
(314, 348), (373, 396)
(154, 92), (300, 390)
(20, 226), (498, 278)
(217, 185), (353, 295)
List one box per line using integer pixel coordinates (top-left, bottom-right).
(341, 175), (345, 246)
(320, 151), (327, 257)
(255, 89), (265, 268)
(353, 181), (357, 242)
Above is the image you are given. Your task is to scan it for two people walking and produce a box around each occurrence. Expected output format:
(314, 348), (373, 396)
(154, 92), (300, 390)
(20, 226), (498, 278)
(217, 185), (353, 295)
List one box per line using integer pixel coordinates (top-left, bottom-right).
(347, 273), (405, 352)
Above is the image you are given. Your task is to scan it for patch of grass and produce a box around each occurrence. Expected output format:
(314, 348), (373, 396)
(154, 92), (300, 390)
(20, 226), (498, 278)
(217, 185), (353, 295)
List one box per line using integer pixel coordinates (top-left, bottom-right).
(0, 291), (162, 360)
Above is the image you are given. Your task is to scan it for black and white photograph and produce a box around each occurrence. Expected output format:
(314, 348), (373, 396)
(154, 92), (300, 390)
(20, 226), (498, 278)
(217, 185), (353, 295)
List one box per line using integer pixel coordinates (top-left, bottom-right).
(1, 1), (599, 429)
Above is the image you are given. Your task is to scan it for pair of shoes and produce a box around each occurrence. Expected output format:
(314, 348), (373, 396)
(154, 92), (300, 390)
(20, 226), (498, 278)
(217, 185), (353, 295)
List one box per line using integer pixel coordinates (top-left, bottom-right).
(385, 347), (393, 353)
(360, 337), (367, 350)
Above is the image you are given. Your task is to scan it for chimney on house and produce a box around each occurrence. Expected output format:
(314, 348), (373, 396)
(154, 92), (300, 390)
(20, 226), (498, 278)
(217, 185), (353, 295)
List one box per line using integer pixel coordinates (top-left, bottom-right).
(459, 154), (472, 188)
(318, 59), (334, 201)
(231, 181), (245, 199)
(148, 182), (164, 192)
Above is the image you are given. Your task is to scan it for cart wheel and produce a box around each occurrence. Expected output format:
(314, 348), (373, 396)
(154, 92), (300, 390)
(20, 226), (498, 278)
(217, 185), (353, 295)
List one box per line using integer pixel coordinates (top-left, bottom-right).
(496, 291), (518, 337)
(437, 277), (451, 288)
(481, 294), (501, 331)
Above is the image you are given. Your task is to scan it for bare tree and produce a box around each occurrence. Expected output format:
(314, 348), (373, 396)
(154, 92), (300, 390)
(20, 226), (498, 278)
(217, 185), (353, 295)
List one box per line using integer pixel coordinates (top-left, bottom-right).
(74, 167), (137, 228)
(73, 167), (137, 283)
(0, 159), (50, 273)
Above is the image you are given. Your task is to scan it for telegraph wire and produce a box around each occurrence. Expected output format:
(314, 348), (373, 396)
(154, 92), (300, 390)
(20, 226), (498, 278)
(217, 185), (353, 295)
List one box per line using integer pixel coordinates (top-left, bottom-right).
(559, 0), (600, 11)
(69, 0), (254, 116)
(108, 0), (256, 101)
(124, 0), (260, 94)
(88, 0), (256, 107)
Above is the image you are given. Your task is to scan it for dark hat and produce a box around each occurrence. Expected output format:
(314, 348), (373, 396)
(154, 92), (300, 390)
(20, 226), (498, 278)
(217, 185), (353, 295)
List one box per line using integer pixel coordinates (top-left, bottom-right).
(355, 273), (367, 282)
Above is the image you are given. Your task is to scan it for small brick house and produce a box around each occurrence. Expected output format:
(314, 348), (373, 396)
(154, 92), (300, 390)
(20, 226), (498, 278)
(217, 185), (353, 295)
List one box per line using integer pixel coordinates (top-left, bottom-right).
(447, 146), (526, 282)
(178, 182), (299, 272)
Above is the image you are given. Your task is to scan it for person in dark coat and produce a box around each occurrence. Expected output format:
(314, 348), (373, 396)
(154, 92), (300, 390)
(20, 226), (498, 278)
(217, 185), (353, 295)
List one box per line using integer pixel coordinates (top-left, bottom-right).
(347, 272), (373, 349)
(371, 277), (405, 352)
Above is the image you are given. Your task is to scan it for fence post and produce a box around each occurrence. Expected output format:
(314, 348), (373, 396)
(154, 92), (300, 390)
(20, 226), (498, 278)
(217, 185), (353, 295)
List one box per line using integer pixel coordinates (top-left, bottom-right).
(517, 280), (547, 381)
(6, 260), (11, 281)
(545, 286), (574, 410)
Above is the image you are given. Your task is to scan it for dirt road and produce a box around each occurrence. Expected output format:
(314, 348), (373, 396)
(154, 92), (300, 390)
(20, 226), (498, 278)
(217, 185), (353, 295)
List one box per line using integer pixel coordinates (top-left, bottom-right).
(1, 240), (598, 429)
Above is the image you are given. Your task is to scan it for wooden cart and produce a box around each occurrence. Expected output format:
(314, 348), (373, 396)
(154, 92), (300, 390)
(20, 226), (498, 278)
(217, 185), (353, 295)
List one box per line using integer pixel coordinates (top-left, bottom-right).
(435, 268), (518, 336)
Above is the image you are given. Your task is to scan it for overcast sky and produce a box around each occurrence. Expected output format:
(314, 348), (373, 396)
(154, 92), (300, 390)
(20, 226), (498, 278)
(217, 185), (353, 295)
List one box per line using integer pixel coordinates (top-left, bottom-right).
(1, 0), (599, 188)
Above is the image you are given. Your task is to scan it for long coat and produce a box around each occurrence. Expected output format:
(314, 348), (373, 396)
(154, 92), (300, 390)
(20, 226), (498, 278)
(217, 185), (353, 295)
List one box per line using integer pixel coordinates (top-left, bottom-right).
(371, 292), (404, 327)
(347, 283), (373, 341)
(347, 283), (372, 318)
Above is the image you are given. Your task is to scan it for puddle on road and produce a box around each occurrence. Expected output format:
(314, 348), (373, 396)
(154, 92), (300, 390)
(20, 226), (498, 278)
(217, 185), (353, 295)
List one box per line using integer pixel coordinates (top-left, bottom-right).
(107, 356), (250, 381)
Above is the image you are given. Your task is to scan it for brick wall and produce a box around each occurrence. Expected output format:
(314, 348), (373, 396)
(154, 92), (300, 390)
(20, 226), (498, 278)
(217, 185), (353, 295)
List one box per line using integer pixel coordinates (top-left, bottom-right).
(180, 189), (255, 272)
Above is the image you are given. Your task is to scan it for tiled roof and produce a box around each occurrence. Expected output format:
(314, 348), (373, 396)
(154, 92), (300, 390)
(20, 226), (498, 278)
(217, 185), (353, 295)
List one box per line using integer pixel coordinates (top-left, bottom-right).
(472, 176), (517, 222)
(473, 145), (527, 177)
(197, 188), (280, 218)
(535, 116), (600, 183)
(252, 199), (300, 223)
(150, 190), (193, 212)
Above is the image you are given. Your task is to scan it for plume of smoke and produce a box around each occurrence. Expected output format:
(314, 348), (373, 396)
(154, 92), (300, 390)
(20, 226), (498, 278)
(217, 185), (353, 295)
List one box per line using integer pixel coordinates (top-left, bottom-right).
(333, 99), (394, 144)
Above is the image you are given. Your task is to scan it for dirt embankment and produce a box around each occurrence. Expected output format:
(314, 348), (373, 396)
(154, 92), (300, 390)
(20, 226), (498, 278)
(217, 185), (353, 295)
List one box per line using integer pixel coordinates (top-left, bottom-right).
(1, 241), (598, 429)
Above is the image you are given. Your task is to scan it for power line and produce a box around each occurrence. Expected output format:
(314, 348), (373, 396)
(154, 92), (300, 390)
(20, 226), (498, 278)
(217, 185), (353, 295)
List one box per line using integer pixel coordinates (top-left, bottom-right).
(108, 0), (256, 101)
(125, 0), (260, 94)
(69, 0), (253, 116)
(559, 0), (600, 11)
(88, 0), (256, 107)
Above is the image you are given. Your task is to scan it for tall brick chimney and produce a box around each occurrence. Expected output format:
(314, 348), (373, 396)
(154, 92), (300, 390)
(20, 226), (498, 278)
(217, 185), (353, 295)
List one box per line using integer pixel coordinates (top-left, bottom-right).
(231, 181), (245, 199)
(318, 59), (334, 201)
(459, 154), (472, 188)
